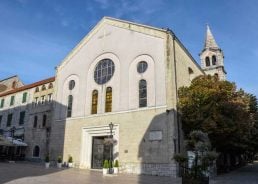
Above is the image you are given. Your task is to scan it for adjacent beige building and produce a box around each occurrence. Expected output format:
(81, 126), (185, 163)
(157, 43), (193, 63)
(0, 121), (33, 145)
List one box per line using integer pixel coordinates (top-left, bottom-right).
(0, 77), (55, 160)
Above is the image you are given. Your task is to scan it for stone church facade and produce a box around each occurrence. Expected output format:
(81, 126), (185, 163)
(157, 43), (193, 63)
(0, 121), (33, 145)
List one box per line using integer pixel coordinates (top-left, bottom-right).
(0, 17), (225, 176)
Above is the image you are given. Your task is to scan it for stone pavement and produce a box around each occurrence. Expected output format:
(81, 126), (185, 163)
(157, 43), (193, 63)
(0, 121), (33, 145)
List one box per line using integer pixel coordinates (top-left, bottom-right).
(211, 161), (258, 184)
(0, 162), (181, 184)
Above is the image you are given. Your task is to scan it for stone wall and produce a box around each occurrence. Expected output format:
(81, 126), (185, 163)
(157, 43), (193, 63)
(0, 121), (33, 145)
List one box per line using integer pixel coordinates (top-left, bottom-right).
(120, 162), (177, 177)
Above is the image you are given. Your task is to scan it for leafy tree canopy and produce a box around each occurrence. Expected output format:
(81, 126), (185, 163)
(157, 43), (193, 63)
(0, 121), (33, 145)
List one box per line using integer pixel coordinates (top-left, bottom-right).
(178, 75), (258, 155)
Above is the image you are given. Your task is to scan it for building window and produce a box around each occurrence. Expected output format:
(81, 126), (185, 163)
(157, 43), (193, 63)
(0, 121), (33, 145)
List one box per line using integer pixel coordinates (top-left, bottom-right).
(94, 59), (115, 85)
(34, 97), (39, 105)
(214, 73), (219, 78)
(67, 95), (73, 118)
(0, 115), (2, 127)
(42, 114), (47, 127)
(105, 87), (112, 112)
(22, 92), (27, 103)
(19, 111), (25, 125)
(10, 96), (15, 106)
(41, 96), (45, 104)
(48, 83), (53, 89)
(42, 85), (46, 91)
(205, 57), (210, 67)
(12, 81), (17, 89)
(212, 55), (217, 65)
(188, 67), (194, 74)
(137, 61), (148, 73)
(91, 90), (98, 114)
(139, 79), (147, 108)
(7, 113), (13, 127)
(35, 87), (39, 92)
(48, 94), (52, 102)
(69, 80), (75, 90)
(0, 99), (4, 108)
(33, 146), (40, 158)
(33, 116), (38, 128)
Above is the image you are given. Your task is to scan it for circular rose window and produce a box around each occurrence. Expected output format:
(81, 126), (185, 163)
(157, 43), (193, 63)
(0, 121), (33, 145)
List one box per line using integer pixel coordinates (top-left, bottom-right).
(137, 61), (148, 73)
(94, 59), (115, 84)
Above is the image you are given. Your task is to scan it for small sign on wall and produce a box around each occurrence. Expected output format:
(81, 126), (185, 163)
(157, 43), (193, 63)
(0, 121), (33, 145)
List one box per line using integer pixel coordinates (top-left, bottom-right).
(149, 131), (162, 141)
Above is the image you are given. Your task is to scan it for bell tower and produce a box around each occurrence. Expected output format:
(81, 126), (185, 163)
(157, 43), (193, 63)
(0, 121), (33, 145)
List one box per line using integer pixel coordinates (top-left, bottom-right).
(200, 25), (226, 80)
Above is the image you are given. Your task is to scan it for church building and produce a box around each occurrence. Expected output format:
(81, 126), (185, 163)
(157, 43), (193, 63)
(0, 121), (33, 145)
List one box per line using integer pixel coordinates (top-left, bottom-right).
(0, 17), (225, 177)
(49, 17), (203, 176)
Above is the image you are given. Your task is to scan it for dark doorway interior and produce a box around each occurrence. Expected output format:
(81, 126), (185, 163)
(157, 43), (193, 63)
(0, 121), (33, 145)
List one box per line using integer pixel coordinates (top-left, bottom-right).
(91, 136), (111, 169)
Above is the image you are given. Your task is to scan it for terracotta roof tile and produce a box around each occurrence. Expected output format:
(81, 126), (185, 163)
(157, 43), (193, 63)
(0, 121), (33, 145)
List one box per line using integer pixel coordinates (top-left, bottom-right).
(0, 77), (55, 97)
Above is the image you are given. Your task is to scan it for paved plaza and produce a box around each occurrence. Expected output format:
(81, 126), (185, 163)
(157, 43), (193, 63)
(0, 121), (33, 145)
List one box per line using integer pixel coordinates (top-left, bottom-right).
(0, 162), (181, 184)
(210, 161), (258, 184)
(1, 162), (258, 184)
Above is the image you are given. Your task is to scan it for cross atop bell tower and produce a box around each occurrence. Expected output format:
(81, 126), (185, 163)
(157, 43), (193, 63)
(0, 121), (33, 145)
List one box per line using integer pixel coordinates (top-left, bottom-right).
(200, 25), (227, 80)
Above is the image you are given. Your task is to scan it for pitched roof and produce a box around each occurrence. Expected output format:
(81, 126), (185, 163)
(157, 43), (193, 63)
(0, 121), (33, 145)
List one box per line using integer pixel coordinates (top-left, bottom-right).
(0, 75), (18, 82)
(0, 77), (55, 97)
(204, 25), (219, 49)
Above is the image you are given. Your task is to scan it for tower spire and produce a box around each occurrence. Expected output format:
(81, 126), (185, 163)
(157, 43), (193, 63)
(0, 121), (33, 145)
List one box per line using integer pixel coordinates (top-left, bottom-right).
(200, 24), (227, 80)
(204, 25), (219, 49)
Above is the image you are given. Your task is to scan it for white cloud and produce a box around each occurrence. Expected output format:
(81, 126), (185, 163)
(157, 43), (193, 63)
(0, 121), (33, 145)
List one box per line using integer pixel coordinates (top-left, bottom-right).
(61, 19), (69, 27)
(94, 0), (110, 9)
(16, 0), (28, 5)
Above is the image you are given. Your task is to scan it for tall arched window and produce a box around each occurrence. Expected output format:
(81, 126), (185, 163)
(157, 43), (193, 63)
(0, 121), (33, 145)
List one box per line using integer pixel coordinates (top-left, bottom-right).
(212, 55), (217, 65)
(67, 95), (73, 118)
(105, 87), (112, 112)
(205, 57), (210, 67)
(91, 90), (98, 114)
(139, 79), (147, 108)
(35, 87), (39, 92)
(33, 116), (38, 128)
(33, 145), (40, 157)
(42, 85), (46, 91)
(48, 83), (53, 89)
(42, 114), (47, 127)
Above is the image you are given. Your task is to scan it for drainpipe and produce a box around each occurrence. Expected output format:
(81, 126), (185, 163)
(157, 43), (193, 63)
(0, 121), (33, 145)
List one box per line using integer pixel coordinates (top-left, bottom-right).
(168, 28), (180, 153)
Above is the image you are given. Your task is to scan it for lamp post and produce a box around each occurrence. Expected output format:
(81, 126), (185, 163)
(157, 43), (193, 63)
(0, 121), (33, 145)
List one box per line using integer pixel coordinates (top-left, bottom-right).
(108, 122), (114, 173)
(10, 126), (16, 144)
(10, 126), (16, 161)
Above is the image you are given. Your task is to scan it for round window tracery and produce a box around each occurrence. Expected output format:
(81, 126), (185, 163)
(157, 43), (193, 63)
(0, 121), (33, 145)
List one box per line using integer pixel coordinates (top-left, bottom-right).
(94, 59), (115, 84)
(69, 80), (75, 90)
(137, 61), (148, 73)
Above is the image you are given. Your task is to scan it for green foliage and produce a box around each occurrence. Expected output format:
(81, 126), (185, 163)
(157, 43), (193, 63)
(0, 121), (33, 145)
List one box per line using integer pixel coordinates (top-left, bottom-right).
(173, 154), (187, 164)
(178, 75), (258, 155)
(45, 155), (50, 163)
(68, 155), (73, 163)
(114, 160), (119, 167)
(103, 160), (109, 169)
(57, 156), (62, 163)
(174, 130), (217, 178)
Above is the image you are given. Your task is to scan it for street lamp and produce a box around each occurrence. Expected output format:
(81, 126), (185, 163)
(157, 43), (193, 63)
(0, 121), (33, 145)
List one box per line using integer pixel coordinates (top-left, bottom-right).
(10, 126), (16, 161)
(108, 122), (114, 173)
(10, 126), (16, 143)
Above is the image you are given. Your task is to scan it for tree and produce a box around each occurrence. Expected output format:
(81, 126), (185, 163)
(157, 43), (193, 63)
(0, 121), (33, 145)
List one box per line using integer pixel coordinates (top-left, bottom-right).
(174, 130), (217, 183)
(178, 75), (258, 164)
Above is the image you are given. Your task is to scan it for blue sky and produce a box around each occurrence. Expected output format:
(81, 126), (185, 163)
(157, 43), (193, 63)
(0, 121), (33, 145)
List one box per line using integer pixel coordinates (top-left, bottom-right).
(0, 0), (257, 96)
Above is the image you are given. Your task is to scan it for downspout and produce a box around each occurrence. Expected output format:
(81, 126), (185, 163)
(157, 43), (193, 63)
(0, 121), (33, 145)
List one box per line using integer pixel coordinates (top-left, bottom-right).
(170, 29), (180, 153)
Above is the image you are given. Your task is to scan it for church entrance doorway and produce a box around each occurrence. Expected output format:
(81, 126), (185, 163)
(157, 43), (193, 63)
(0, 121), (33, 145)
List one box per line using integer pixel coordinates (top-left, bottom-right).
(91, 136), (111, 169)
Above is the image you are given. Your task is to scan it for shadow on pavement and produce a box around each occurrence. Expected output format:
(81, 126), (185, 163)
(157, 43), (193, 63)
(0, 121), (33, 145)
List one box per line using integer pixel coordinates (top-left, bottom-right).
(0, 162), (64, 184)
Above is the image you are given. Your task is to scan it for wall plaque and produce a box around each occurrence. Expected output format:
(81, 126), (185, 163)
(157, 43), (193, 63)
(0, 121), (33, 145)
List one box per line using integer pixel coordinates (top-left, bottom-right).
(149, 131), (162, 141)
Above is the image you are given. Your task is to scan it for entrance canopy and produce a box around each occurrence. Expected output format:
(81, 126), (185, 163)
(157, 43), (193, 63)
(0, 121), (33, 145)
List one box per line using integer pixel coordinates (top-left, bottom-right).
(0, 136), (27, 147)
